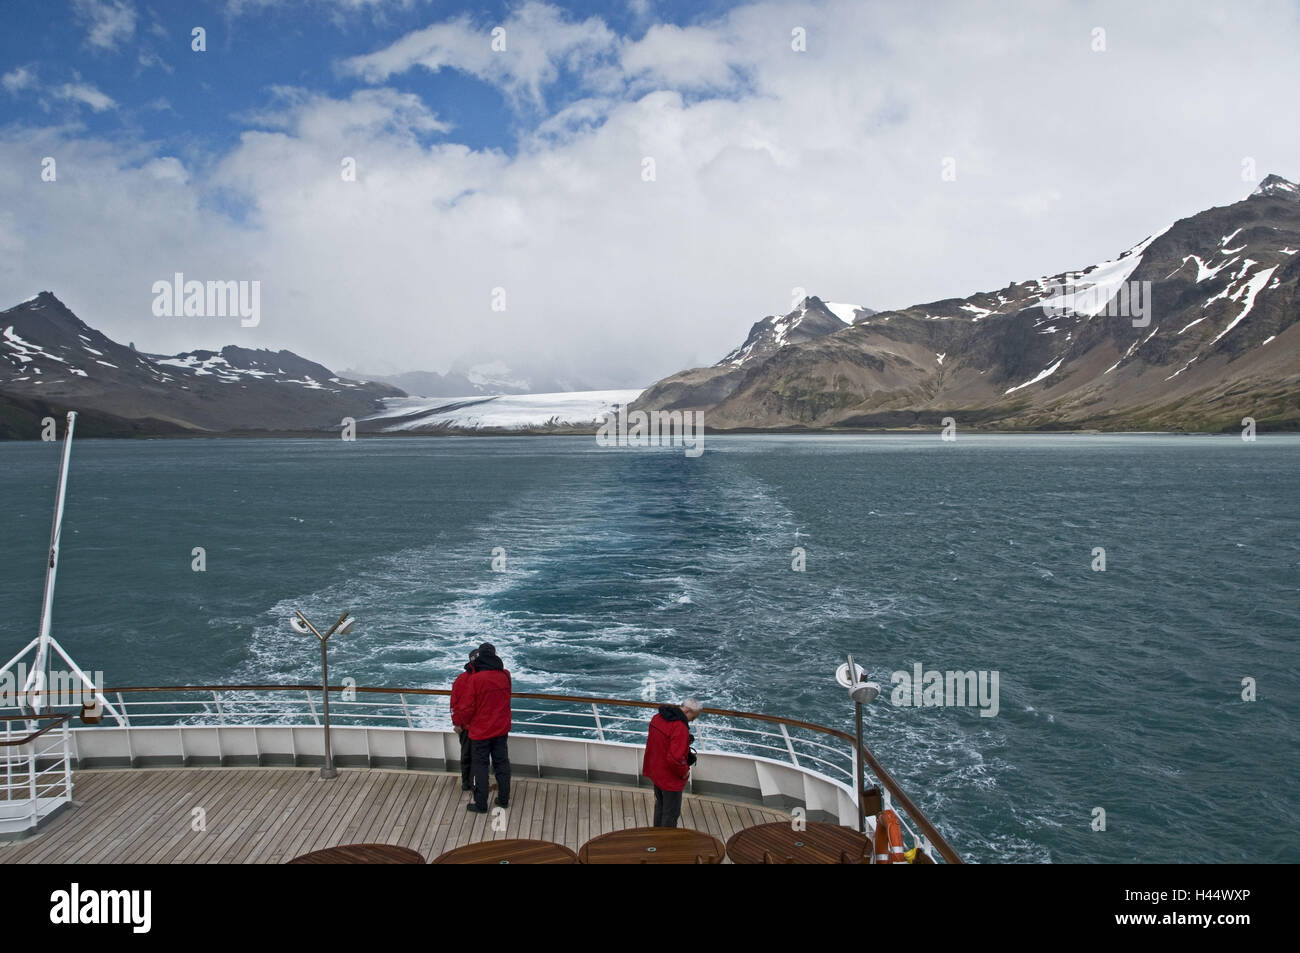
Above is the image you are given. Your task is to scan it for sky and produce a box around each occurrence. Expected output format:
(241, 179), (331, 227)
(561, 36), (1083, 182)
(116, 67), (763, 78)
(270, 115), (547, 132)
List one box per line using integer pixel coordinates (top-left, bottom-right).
(1, 0), (1298, 388)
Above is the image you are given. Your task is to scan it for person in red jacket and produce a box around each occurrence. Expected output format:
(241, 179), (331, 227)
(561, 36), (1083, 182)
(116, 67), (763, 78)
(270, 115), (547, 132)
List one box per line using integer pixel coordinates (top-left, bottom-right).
(643, 698), (702, 827)
(453, 642), (512, 814)
(449, 648), (478, 792)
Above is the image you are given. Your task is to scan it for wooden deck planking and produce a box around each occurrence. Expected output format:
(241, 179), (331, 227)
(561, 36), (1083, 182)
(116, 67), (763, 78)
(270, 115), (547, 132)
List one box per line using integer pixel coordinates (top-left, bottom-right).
(0, 767), (791, 863)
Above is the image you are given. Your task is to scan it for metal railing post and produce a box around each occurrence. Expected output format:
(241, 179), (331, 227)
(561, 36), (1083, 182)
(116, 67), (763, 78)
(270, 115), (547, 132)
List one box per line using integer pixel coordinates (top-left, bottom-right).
(61, 720), (72, 804)
(28, 740), (37, 822)
(778, 722), (800, 768)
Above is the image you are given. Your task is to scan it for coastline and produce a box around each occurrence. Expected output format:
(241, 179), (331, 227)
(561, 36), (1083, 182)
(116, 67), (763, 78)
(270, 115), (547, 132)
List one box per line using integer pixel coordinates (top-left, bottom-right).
(3, 425), (1294, 441)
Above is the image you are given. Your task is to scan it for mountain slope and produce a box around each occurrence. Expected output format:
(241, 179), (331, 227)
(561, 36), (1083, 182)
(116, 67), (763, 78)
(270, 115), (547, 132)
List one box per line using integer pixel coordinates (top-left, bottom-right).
(0, 293), (403, 437)
(638, 176), (1300, 431)
(633, 295), (873, 412)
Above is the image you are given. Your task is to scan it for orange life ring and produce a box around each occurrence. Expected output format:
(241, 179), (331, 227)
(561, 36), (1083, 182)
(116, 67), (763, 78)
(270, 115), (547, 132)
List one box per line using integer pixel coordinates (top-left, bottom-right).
(873, 809), (906, 864)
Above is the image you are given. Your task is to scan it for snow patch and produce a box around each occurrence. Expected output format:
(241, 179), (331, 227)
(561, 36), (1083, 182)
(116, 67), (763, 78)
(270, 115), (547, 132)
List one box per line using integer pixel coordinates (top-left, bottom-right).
(1036, 231), (1162, 318)
(1164, 357), (1198, 382)
(824, 301), (865, 324)
(1210, 265), (1277, 344)
(1104, 325), (1160, 374)
(1005, 358), (1064, 394)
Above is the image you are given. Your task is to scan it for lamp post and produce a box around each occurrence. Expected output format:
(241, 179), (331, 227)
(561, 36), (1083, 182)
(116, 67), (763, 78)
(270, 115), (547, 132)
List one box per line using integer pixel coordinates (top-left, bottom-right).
(836, 654), (880, 835)
(292, 609), (354, 779)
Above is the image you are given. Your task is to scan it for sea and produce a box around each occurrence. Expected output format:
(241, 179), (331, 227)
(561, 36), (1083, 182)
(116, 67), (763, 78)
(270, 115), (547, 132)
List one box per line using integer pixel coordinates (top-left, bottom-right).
(1, 433), (1296, 863)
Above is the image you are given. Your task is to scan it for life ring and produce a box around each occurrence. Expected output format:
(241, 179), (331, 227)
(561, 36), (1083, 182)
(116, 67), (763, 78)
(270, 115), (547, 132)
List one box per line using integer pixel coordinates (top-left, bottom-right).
(873, 809), (906, 864)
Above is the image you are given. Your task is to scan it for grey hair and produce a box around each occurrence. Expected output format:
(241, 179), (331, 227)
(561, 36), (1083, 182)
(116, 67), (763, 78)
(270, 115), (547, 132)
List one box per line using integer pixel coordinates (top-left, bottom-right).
(681, 697), (703, 713)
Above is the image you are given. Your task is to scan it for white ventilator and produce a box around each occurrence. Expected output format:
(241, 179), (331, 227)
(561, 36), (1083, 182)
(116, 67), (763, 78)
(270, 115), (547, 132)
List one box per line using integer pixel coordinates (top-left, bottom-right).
(0, 412), (123, 725)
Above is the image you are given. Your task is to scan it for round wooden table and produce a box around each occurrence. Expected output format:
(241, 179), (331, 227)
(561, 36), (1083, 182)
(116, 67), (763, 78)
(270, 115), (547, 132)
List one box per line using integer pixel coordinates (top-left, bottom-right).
(433, 839), (578, 864)
(288, 843), (426, 864)
(725, 822), (870, 864)
(578, 827), (725, 864)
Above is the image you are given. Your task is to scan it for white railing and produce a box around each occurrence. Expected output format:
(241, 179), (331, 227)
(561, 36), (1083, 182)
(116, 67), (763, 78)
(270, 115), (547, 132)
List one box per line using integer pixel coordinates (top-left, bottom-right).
(1, 714), (74, 836)
(54, 687), (858, 786)
(0, 686), (960, 863)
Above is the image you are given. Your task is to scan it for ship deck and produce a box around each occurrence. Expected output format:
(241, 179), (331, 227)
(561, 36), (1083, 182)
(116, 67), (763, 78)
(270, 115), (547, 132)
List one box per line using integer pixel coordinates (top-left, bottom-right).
(0, 767), (789, 863)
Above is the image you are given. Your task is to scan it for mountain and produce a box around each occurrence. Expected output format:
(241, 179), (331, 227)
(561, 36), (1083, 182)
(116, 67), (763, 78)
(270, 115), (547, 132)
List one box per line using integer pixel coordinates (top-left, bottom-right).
(0, 293), (404, 437)
(634, 295), (874, 411)
(634, 176), (1300, 431)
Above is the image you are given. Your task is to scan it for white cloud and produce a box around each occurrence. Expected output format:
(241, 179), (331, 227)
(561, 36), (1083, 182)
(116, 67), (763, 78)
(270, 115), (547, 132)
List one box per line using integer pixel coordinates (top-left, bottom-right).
(53, 82), (118, 112)
(240, 86), (452, 140)
(142, 156), (190, 185)
(137, 49), (174, 74)
(342, 0), (619, 107)
(2, 0), (1299, 387)
(620, 23), (748, 91)
(73, 0), (138, 51)
(229, 0), (419, 13)
(2, 67), (35, 94)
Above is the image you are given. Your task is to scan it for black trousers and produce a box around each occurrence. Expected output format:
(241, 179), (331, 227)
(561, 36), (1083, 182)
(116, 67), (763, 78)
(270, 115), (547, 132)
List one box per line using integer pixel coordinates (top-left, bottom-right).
(458, 730), (473, 787)
(471, 734), (511, 810)
(653, 786), (683, 828)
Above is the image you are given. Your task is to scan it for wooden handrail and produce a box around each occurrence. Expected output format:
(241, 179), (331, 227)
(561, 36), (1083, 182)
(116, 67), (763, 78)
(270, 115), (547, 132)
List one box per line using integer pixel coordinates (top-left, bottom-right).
(0, 712), (70, 747)
(90, 683), (962, 863)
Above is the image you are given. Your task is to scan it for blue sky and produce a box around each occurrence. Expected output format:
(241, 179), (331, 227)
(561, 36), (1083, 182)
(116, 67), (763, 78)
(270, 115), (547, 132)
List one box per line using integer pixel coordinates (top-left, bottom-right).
(2, 0), (1298, 385)
(0, 1), (733, 156)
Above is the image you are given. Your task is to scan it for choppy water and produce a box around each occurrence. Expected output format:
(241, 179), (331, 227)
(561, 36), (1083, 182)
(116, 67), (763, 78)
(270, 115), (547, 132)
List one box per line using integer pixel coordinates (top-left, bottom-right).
(1, 434), (1297, 863)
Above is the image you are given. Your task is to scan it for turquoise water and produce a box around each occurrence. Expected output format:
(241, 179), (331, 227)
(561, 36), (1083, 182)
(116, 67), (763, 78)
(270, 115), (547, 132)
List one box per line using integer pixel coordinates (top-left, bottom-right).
(1, 434), (1297, 863)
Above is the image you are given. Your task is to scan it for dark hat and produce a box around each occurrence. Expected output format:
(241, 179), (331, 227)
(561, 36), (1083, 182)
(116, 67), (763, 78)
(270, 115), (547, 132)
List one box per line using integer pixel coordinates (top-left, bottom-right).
(477, 642), (497, 656)
(468, 648), (479, 661)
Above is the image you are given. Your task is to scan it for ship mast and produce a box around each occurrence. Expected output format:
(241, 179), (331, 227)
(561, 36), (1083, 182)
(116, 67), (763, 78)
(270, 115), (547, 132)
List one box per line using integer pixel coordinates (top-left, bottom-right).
(0, 412), (122, 724)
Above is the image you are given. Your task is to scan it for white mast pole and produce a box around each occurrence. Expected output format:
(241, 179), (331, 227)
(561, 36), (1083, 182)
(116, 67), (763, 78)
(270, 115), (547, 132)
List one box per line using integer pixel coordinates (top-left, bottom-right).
(24, 411), (77, 713)
(2, 411), (122, 725)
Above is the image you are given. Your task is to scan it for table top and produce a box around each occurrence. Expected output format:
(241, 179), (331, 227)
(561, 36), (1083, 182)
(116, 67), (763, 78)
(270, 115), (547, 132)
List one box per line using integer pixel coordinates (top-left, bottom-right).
(578, 827), (725, 864)
(725, 821), (871, 864)
(287, 843), (427, 864)
(432, 839), (579, 864)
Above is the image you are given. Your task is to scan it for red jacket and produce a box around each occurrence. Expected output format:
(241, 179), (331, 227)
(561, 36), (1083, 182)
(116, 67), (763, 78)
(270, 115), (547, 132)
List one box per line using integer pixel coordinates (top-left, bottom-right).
(643, 707), (692, 791)
(450, 669), (472, 724)
(454, 664), (512, 740)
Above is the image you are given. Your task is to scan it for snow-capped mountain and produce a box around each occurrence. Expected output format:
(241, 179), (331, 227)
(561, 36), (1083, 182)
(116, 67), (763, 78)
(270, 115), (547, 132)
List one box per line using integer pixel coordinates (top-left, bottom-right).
(636, 174), (1300, 432)
(0, 293), (402, 436)
(632, 295), (874, 412)
(719, 296), (874, 367)
(1254, 173), (1299, 199)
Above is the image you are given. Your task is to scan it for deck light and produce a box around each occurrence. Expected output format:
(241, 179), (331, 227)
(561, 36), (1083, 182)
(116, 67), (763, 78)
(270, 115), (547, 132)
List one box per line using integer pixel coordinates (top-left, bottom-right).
(837, 655), (878, 836)
(290, 609), (353, 779)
